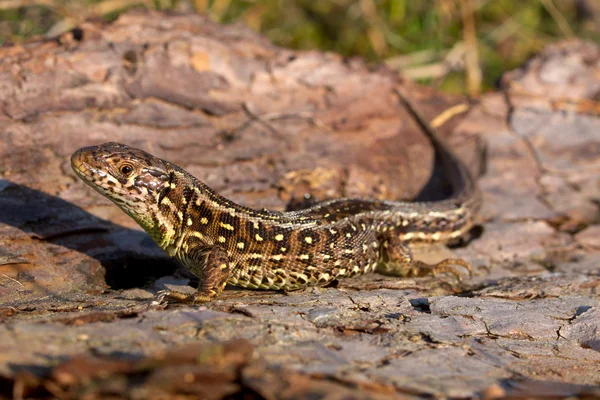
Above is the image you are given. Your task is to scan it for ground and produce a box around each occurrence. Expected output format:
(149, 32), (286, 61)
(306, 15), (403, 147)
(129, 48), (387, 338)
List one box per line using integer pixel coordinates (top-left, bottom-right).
(0, 11), (598, 399)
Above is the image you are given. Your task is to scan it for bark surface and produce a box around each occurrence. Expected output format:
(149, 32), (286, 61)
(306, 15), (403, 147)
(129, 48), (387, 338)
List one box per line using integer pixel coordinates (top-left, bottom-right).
(0, 11), (598, 399)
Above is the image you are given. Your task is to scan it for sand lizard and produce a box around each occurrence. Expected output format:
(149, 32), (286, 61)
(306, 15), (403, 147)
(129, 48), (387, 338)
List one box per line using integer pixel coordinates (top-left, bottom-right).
(71, 94), (481, 304)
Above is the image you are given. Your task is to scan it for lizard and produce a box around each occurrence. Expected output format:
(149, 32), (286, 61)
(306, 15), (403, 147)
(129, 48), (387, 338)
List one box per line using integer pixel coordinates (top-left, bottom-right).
(70, 92), (482, 304)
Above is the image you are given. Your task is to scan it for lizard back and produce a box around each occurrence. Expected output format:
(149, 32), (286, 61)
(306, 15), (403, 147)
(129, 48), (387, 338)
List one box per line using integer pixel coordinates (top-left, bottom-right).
(71, 95), (481, 298)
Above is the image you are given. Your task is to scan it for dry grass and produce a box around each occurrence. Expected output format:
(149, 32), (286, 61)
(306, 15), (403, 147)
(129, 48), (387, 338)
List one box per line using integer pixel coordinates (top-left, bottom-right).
(1, 0), (597, 94)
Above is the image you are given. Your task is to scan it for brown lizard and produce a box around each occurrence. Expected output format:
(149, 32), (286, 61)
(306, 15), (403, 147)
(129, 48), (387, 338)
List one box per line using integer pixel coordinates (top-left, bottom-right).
(71, 93), (481, 304)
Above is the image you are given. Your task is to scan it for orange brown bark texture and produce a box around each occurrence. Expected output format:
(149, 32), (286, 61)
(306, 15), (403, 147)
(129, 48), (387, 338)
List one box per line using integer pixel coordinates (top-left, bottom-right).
(0, 11), (598, 399)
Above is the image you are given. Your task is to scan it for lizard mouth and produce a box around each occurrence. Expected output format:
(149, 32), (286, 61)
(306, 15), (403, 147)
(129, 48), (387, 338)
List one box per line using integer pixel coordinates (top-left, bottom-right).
(70, 146), (136, 201)
(70, 148), (85, 170)
(71, 148), (95, 180)
(70, 146), (109, 187)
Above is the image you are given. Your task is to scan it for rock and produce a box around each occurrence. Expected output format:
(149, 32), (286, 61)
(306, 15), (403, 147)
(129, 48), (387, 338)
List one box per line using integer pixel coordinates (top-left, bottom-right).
(0, 10), (598, 399)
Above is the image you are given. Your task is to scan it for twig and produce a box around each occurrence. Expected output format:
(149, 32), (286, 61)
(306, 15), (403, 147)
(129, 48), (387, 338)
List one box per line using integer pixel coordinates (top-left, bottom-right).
(540, 0), (575, 38)
(460, 0), (482, 97)
(385, 49), (440, 70)
(401, 63), (450, 80)
(431, 103), (470, 128)
(388, 42), (467, 81)
(2, 274), (23, 287)
(360, 0), (389, 56)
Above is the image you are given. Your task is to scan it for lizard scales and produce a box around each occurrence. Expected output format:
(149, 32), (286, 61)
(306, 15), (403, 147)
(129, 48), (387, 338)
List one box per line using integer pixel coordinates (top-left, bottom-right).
(71, 95), (481, 304)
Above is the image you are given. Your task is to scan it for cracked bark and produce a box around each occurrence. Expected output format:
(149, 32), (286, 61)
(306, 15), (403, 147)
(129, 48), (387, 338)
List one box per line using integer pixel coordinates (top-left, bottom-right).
(0, 11), (598, 399)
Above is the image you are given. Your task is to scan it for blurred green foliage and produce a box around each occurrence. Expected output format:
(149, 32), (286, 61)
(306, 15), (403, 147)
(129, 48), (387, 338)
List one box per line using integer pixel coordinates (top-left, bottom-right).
(1, 0), (598, 93)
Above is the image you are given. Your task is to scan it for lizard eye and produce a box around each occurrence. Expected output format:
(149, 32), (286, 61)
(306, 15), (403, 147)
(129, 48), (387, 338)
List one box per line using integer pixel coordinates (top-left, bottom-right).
(120, 164), (134, 176)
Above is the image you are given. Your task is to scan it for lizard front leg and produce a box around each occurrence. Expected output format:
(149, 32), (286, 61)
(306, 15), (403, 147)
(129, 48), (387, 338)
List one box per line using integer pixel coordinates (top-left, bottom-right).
(157, 245), (231, 304)
(376, 234), (472, 280)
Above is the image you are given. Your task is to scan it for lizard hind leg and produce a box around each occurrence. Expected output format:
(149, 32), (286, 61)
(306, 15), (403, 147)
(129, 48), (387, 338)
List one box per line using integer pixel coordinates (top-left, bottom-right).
(376, 235), (473, 281)
(156, 245), (231, 305)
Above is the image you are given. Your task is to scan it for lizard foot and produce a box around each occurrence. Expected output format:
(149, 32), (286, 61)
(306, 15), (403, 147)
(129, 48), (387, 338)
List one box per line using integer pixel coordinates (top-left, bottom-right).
(412, 258), (474, 282)
(152, 290), (213, 305)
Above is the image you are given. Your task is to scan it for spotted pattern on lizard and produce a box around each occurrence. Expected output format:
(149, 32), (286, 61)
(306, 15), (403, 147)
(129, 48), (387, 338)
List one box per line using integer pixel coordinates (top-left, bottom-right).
(71, 97), (481, 304)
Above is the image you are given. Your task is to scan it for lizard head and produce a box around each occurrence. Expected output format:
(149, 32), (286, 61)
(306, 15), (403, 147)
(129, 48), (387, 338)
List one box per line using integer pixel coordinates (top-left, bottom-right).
(71, 142), (171, 224)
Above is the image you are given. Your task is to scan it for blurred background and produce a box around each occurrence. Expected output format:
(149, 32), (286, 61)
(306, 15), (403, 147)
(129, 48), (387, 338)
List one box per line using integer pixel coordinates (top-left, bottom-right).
(1, 0), (598, 95)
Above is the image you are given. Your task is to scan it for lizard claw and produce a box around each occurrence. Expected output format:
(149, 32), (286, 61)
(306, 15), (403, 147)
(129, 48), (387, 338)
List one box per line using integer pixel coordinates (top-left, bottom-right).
(151, 289), (213, 305)
(413, 258), (474, 282)
(151, 290), (171, 306)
